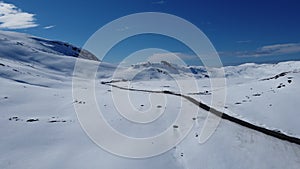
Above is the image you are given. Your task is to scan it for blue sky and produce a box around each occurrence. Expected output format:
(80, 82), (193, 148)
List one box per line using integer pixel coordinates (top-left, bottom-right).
(0, 0), (300, 66)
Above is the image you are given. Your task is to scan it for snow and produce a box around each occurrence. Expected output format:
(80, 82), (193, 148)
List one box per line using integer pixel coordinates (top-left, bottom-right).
(1, 30), (300, 168)
(114, 61), (300, 137)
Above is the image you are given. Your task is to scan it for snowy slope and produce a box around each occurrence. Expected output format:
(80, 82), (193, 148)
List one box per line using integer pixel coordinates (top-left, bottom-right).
(0, 30), (100, 77)
(113, 61), (300, 137)
(0, 30), (99, 61)
(1, 31), (300, 169)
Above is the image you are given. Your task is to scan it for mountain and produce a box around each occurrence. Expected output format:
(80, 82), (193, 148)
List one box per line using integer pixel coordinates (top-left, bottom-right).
(0, 30), (99, 61)
(0, 30), (100, 77)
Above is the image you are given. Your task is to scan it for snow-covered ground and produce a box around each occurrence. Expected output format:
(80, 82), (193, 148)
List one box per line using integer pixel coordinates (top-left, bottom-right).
(1, 31), (300, 169)
(113, 61), (300, 137)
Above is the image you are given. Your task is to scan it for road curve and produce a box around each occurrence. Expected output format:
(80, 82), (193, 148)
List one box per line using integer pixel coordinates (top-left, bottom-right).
(102, 81), (300, 145)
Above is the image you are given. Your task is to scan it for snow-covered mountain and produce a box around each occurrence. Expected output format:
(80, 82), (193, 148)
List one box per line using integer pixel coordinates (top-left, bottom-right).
(1, 31), (300, 169)
(0, 30), (99, 61)
(111, 60), (300, 84)
(1, 30), (299, 82)
(0, 30), (100, 78)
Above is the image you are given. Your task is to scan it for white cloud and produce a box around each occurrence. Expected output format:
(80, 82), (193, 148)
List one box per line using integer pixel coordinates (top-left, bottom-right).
(152, 0), (166, 5)
(260, 43), (300, 54)
(116, 26), (129, 32)
(222, 43), (300, 57)
(148, 52), (197, 65)
(0, 1), (38, 29)
(43, 25), (55, 29)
